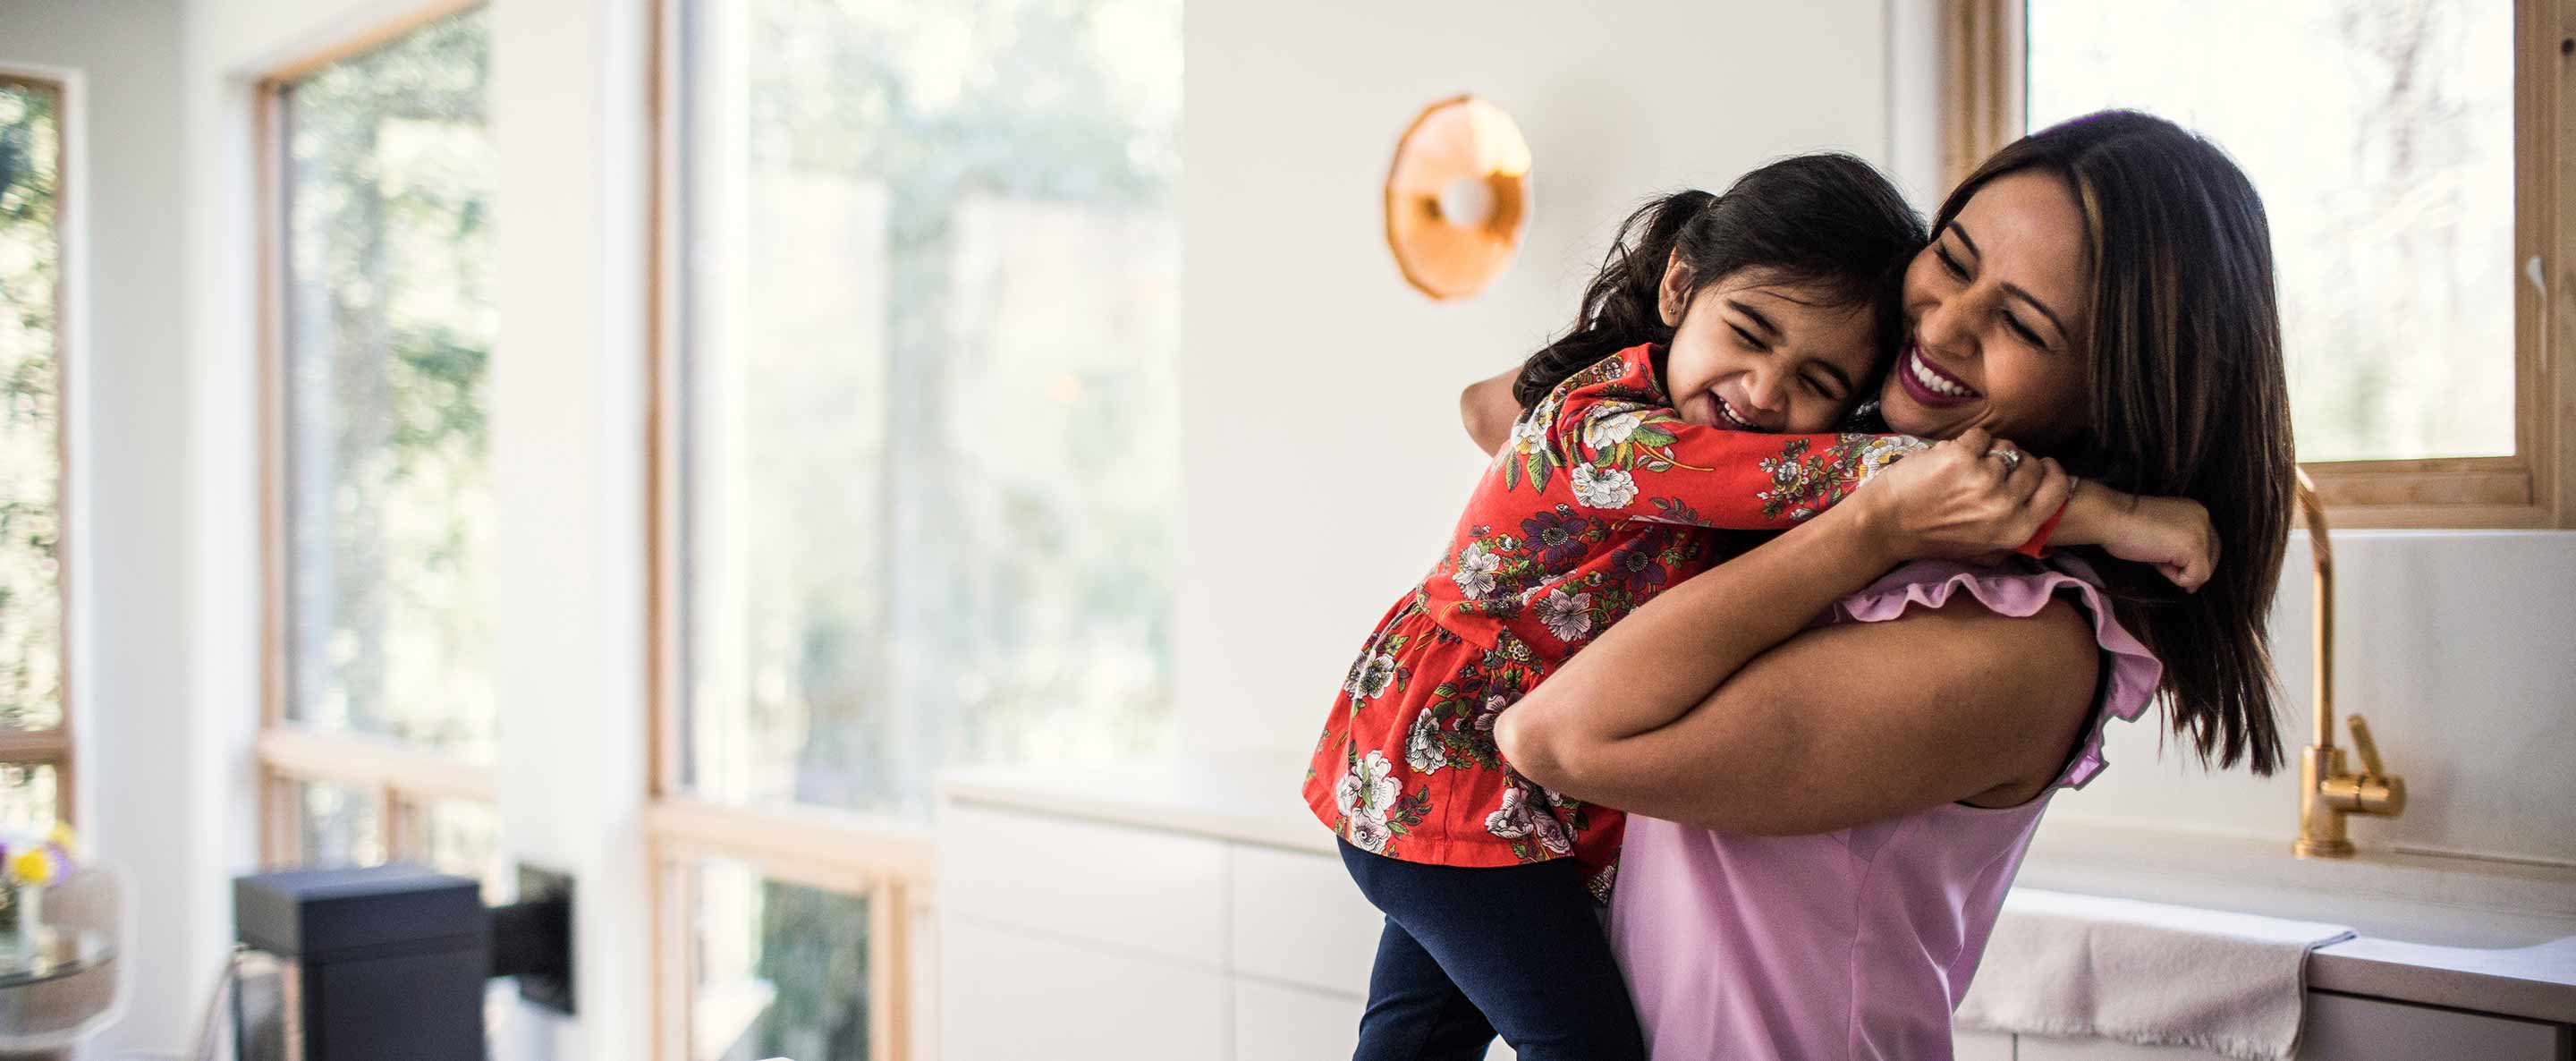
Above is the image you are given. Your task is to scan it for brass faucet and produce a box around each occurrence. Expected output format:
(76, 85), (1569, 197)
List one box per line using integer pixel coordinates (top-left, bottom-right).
(2292, 470), (2407, 859)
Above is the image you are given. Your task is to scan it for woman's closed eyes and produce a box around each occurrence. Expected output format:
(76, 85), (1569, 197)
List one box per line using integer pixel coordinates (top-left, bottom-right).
(1935, 225), (2066, 353)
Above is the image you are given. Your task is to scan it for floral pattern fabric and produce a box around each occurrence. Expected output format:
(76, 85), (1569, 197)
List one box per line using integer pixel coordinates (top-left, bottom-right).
(1303, 344), (1935, 886)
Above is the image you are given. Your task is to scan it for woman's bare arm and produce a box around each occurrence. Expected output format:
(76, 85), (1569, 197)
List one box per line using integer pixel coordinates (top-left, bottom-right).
(1506, 593), (2099, 834)
(1496, 430), (2092, 832)
(1461, 368), (1521, 455)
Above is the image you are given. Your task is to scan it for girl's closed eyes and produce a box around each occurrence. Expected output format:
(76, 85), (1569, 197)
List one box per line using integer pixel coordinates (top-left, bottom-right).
(1659, 267), (1878, 434)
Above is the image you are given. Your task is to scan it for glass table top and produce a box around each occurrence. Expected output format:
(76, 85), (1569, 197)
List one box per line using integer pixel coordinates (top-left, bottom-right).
(0, 929), (114, 989)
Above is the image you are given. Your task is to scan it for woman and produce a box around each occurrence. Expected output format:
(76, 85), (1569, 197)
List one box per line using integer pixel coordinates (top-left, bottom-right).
(1479, 110), (2294, 1058)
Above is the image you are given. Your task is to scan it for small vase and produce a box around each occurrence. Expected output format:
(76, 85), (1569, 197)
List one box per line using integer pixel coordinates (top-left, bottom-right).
(17, 884), (40, 944)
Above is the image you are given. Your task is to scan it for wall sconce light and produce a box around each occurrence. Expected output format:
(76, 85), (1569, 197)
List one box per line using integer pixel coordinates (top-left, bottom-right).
(1385, 95), (1532, 301)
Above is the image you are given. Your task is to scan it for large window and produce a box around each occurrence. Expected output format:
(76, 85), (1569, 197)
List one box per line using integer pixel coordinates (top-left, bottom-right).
(650, 0), (1181, 1056)
(1944, 0), (2573, 526)
(0, 76), (71, 828)
(674, 0), (1181, 819)
(2031, 0), (2512, 463)
(257, 4), (501, 888)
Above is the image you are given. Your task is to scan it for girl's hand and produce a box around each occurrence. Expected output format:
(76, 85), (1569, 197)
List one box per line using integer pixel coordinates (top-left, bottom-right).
(2055, 480), (2219, 591)
(1850, 428), (2071, 562)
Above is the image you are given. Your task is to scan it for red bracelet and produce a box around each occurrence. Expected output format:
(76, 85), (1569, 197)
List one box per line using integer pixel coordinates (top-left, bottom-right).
(2015, 501), (2068, 558)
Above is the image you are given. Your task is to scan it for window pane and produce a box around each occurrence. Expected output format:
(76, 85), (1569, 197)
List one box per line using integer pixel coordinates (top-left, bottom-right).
(280, 6), (498, 759)
(679, 0), (1181, 816)
(691, 861), (870, 1061)
(2027, 0), (2514, 463)
(421, 798), (504, 900)
(0, 763), (58, 828)
(292, 779), (384, 867)
(0, 81), (64, 732)
(284, 784), (504, 889)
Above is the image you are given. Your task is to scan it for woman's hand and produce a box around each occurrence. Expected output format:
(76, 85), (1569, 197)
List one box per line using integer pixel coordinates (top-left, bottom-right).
(1849, 428), (2071, 563)
(2055, 480), (2219, 591)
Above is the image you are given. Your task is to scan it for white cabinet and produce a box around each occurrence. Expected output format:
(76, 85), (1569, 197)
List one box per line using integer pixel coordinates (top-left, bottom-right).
(942, 803), (1228, 966)
(2008, 994), (2571, 1061)
(940, 796), (2572, 1061)
(2295, 992), (2568, 1061)
(942, 802), (1522, 1061)
(1228, 843), (1384, 994)
(1233, 980), (1364, 1061)
(940, 918), (1229, 1061)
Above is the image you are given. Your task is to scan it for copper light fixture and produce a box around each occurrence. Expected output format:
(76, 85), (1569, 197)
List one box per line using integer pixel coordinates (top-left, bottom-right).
(1385, 95), (1533, 301)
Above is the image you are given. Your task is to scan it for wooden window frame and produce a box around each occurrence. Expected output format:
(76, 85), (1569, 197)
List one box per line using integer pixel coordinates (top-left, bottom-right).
(251, 0), (499, 869)
(642, 2), (930, 1058)
(1942, 0), (2576, 530)
(0, 72), (75, 823)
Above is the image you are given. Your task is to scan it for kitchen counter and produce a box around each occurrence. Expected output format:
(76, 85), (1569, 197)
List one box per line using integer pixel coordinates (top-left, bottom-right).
(943, 760), (1337, 856)
(940, 760), (2576, 1026)
(2311, 936), (2576, 1024)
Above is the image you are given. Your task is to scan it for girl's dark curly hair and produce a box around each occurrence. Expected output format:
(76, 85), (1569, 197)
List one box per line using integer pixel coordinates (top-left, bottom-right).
(1513, 153), (1927, 408)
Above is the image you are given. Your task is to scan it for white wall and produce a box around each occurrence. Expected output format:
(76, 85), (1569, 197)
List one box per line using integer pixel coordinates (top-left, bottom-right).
(2055, 531), (2576, 864)
(483, 0), (655, 1055)
(0, 1), (207, 1053)
(1175, 0), (1899, 766)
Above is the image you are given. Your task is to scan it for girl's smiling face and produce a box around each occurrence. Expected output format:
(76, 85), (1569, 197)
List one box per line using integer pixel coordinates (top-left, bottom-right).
(1657, 257), (1881, 435)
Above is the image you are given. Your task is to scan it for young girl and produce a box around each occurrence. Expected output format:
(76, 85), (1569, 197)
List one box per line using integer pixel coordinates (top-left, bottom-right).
(1302, 155), (2211, 1061)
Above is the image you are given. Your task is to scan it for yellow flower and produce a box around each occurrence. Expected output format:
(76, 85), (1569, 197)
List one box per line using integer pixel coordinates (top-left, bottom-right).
(9, 849), (54, 887)
(45, 824), (72, 855)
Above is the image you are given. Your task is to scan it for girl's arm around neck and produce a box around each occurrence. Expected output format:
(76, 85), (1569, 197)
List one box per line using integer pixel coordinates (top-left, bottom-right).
(1497, 437), (2097, 834)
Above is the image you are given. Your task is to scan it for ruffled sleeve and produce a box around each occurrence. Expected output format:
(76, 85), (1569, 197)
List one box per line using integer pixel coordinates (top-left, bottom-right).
(1827, 555), (2163, 790)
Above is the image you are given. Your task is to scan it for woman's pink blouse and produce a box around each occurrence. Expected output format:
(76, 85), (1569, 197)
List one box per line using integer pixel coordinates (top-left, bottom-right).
(1609, 556), (2164, 1061)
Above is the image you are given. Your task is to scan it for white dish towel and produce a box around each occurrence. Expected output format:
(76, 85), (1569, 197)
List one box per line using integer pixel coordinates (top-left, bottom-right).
(1955, 887), (2356, 1061)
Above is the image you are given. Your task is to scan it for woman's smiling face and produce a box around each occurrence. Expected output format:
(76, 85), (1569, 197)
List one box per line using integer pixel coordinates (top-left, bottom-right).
(1658, 259), (1880, 435)
(1883, 170), (2095, 447)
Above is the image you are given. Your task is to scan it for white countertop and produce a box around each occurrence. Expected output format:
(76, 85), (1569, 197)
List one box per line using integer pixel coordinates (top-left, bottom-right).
(943, 760), (1338, 855)
(938, 760), (2576, 1024)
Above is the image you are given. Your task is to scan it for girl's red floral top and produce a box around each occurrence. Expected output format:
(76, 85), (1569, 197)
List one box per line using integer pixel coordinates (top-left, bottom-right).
(1301, 344), (1936, 894)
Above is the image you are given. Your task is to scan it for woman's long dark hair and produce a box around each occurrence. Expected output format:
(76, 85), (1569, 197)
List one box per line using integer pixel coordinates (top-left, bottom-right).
(1946, 110), (2294, 774)
(1513, 154), (1926, 407)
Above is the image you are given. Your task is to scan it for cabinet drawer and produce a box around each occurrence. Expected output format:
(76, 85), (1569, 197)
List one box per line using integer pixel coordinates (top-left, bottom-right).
(1231, 980), (1521, 1061)
(2297, 991), (2569, 1061)
(941, 919), (1229, 1061)
(1234, 980), (1363, 1061)
(1228, 843), (1385, 992)
(940, 803), (1227, 965)
(2014, 992), (2572, 1061)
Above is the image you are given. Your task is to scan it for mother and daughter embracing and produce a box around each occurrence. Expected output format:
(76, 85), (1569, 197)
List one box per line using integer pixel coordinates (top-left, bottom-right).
(1299, 109), (2298, 1061)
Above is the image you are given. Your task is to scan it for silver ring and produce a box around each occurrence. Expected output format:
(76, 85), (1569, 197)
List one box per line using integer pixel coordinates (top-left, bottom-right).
(1991, 447), (2024, 470)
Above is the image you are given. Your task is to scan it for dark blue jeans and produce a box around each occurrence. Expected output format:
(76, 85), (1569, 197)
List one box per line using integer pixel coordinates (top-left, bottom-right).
(1339, 839), (1647, 1061)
